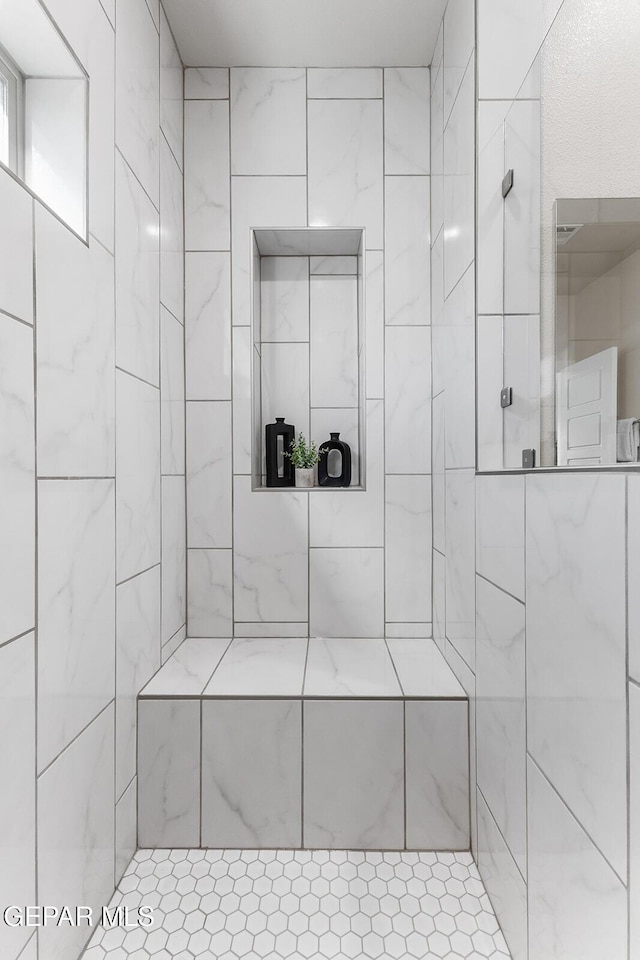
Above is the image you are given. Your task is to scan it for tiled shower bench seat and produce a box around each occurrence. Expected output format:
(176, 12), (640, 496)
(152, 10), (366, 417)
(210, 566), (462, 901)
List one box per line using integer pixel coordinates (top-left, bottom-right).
(137, 637), (469, 852)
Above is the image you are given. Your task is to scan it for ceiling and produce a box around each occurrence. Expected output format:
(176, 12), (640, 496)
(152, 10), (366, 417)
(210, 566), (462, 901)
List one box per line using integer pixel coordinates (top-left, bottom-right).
(163, 0), (445, 68)
(557, 222), (640, 295)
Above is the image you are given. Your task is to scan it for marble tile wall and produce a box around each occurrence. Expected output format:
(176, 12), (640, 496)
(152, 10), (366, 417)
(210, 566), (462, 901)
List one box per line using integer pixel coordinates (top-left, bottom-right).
(0, 3), (185, 958)
(184, 64), (432, 639)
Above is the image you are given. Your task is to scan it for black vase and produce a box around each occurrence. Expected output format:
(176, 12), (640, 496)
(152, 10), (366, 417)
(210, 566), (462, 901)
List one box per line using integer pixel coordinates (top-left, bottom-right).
(265, 418), (295, 487)
(318, 433), (352, 487)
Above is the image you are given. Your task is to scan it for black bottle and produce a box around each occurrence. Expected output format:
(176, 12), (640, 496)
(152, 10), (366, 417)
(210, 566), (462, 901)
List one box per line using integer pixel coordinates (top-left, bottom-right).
(318, 433), (352, 487)
(265, 418), (295, 487)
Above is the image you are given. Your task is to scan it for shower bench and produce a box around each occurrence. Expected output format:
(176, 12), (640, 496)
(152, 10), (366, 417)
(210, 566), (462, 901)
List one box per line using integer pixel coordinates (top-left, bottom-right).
(137, 636), (469, 851)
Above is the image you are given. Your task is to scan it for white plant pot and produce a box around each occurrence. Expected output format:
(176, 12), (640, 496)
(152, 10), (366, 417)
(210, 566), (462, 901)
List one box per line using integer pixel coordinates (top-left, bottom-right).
(295, 467), (315, 488)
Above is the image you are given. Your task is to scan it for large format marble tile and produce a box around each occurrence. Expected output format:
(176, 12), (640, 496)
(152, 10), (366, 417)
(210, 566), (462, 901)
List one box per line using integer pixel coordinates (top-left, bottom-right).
(433, 549), (446, 650)
(304, 637), (401, 697)
(430, 66), (444, 240)
(116, 371), (161, 582)
(304, 700), (404, 849)
(116, 565), (160, 799)
(385, 177), (430, 325)
(38, 480), (115, 772)
(443, 264), (476, 471)
(159, 135), (184, 323)
(115, 0), (159, 205)
(160, 307), (185, 475)
(186, 401), (232, 548)
(310, 548), (384, 639)
(204, 637), (307, 696)
(0, 160), (33, 323)
(476, 576), (526, 876)
(187, 549), (233, 637)
(35, 206), (115, 477)
(628, 476), (640, 683)
(477, 101), (508, 316)
(161, 475), (186, 644)
(232, 327), (253, 474)
(138, 699), (200, 847)
(631, 682), (640, 958)
(477, 792), (527, 960)
(445, 469), (475, 670)
(432, 391), (445, 554)
(528, 758), (627, 960)
(503, 314), (540, 470)
(233, 476), (308, 622)
(443, 639), (478, 854)
(443, 0), (475, 122)
(260, 256), (309, 342)
(406, 700), (469, 849)
(230, 68), (306, 175)
(365, 250), (384, 399)
(262, 342), (310, 441)
(0, 317), (34, 645)
(0, 635), (35, 960)
(162, 624), (186, 664)
(38, 706), (114, 960)
(443, 61), (475, 298)
(159, 7), (183, 170)
(115, 151), (160, 386)
(384, 68), (430, 175)
(476, 475), (525, 601)
(185, 252), (231, 400)
(202, 700), (302, 847)
(387, 638), (466, 698)
(184, 100), (230, 251)
(526, 473), (627, 879)
(310, 275), (358, 408)
(385, 327), (431, 473)
(115, 777), (137, 886)
(504, 100), (541, 316)
(385, 475), (432, 624)
(308, 99), (383, 249)
(185, 67), (229, 99)
(307, 68), (382, 99)
(477, 0), (543, 101)
(141, 636), (230, 697)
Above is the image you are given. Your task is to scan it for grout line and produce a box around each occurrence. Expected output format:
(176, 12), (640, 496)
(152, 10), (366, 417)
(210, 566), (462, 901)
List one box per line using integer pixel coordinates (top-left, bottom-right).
(476, 571), (525, 606)
(477, 783), (527, 887)
(37, 699), (114, 781)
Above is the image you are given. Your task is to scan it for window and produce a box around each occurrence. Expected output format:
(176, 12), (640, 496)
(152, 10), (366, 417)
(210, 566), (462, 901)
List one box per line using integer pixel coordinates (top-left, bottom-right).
(0, 44), (22, 174)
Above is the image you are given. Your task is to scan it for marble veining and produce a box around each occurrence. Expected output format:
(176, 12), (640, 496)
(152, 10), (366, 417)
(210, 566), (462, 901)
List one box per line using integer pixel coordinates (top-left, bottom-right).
(204, 637), (308, 697)
(387, 638), (466, 698)
(141, 637), (230, 697)
(230, 68), (307, 176)
(187, 549), (233, 638)
(304, 637), (401, 697)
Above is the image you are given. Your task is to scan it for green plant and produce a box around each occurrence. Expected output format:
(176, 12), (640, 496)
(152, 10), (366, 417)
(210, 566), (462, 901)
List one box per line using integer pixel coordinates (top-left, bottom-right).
(285, 433), (327, 469)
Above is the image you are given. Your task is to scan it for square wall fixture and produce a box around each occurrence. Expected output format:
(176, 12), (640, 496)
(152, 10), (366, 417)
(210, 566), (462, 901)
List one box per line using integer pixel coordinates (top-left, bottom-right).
(250, 227), (367, 491)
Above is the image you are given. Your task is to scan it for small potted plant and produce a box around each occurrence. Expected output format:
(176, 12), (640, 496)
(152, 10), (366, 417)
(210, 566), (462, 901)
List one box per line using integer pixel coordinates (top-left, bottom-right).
(285, 433), (326, 488)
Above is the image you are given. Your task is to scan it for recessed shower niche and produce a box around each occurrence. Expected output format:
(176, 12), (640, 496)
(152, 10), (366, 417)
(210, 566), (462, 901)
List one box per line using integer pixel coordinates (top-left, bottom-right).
(250, 227), (366, 490)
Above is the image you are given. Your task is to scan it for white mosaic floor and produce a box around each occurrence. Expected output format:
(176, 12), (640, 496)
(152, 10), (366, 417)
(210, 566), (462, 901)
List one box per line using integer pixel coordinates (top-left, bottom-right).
(84, 849), (511, 960)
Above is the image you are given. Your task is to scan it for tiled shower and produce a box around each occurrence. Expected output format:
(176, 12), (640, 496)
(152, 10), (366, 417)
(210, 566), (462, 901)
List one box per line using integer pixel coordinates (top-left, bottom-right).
(0, 0), (638, 959)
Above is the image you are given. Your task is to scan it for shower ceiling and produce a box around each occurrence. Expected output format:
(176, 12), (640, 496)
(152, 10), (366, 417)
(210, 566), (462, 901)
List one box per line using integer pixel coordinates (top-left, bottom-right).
(162, 0), (445, 67)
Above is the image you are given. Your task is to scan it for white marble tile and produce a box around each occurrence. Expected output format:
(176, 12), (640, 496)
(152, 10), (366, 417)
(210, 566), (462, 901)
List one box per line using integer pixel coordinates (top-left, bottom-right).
(406, 700), (469, 849)
(38, 707), (114, 960)
(476, 792), (528, 960)
(307, 68), (382, 99)
(432, 391), (445, 554)
(115, 0), (159, 205)
(476, 475), (525, 600)
(304, 700), (404, 849)
(384, 68), (430, 175)
(365, 250), (384, 399)
(432, 21), (444, 77)
(230, 68), (306, 176)
(262, 342), (310, 445)
(308, 99), (383, 249)
(234, 622), (308, 638)
(162, 623), (186, 664)
(476, 576), (526, 876)
(232, 326), (252, 474)
(0, 167), (33, 323)
(431, 225), (445, 334)
(528, 757), (627, 960)
(86, 0), (115, 252)
(443, 0), (475, 122)
(433, 549), (446, 650)
(477, 101), (508, 316)
(385, 475), (432, 623)
(202, 700), (302, 847)
(503, 314), (540, 470)
(185, 67), (229, 99)
(443, 61), (475, 298)
(630, 476), (640, 683)
(386, 623), (432, 638)
(445, 469), (476, 669)
(160, 136), (184, 323)
(115, 777), (137, 885)
(204, 637), (307, 696)
(231, 177), (307, 327)
(310, 255), (357, 275)
(142, 636), (229, 696)
(304, 637), (401, 697)
(260, 256), (309, 342)
(186, 401), (232, 548)
(526, 473), (627, 879)
(387, 638), (466, 698)
(631, 682), (640, 958)
(233, 476), (308, 622)
(310, 275), (359, 408)
(476, 314), (504, 472)
(116, 565), (160, 799)
(185, 252), (231, 400)
(431, 65), (444, 239)
(115, 152), (160, 386)
(310, 407), (360, 487)
(504, 100), (541, 316)
(0, 318), (34, 645)
(310, 548), (384, 639)
(144, 0), (159, 30)
(187, 549), (233, 638)
(443, 639), (478, 854)
(385, 326), (431, 473)
(38, 480), (115, 772)
(385, 177), (430, 325)
(138, 699), (200, 847)
(35, 207), (115, 476)
(184, 100), (230, 251)
(160, 7), (183, 170)
(161, 475), (186, 644)
(0, 634), (35, 960)
(478, 0), (544, 101)
(116, 371), (161, 582)
(160, 307), (185, 476)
